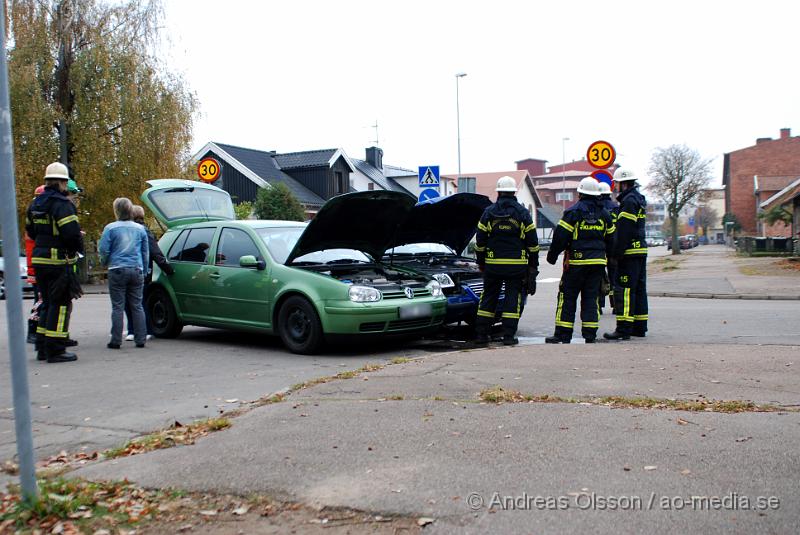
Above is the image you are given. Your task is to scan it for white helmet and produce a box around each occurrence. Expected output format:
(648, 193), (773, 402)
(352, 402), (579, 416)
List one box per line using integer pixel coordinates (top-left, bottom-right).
(496, 176), (517, 192)
(44, 162), (70, 180)
(613, 168), (637, 182)
(577, 177), (601, 196)
(598, 181), (612, 195)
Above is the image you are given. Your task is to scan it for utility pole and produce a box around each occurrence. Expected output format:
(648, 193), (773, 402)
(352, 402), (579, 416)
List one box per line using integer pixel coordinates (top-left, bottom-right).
(0, 0), (39, 503)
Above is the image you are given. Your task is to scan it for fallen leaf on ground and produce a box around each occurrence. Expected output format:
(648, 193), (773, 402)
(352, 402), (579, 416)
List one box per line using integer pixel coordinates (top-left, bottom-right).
(232, 506), (250, 515)
(418, 517), (435, 526)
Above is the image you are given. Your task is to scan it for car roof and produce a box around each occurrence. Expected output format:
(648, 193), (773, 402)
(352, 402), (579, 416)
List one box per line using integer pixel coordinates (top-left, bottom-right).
(166, 219), (307, 231)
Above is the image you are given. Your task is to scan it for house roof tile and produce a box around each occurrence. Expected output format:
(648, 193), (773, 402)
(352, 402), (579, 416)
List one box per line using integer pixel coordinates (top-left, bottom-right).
(214, 142), (326, 207)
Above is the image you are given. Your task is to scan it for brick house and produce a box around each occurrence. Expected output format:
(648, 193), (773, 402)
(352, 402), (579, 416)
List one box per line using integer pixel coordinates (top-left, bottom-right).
(723, 128), (800, 236)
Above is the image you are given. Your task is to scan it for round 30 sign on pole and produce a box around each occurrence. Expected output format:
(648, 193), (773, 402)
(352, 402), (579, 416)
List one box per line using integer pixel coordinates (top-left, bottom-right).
(587, 140), (616, 169)
(197, 157), (221, 184)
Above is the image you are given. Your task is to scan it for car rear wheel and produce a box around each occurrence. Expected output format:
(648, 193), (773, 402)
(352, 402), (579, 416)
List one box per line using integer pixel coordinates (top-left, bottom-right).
(0, 272), (5, 300)
(147, 288), (183, 338)
(278, 296), (323, 354)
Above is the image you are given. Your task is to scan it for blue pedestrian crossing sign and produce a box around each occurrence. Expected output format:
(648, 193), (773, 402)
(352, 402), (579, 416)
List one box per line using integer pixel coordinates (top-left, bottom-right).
(418, 166), (440, 188)
(418, 188), (440, 203)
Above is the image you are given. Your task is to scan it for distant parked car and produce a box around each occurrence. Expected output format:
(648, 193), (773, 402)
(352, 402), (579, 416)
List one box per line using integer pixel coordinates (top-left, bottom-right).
(0, 240), (34, 300)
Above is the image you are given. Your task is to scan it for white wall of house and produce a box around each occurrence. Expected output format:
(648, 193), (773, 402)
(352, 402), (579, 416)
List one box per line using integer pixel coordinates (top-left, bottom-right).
(349, 169), (375, 192)
(392, 176), (455, 200)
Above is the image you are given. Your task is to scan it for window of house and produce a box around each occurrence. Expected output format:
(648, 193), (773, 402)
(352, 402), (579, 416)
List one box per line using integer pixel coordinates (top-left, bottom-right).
(215, 228), (262, 267)
(368, 183), (375, 191)
(458, 177), (476, 193)
(555, 192), (573, 202)
(335, 171), (344, 194)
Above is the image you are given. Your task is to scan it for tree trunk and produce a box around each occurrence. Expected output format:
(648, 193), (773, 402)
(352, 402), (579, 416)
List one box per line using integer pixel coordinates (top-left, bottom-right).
(671, 217), (681, 255)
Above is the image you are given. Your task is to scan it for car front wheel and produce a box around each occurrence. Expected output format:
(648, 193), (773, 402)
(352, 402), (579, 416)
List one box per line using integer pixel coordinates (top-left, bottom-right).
(278, 296), (323, 354)
(147, 288), (183, 338)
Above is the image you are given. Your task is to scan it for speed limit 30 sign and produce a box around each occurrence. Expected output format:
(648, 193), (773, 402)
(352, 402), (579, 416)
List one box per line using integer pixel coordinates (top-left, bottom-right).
(587, 140), (616, 169)
(197, 157), (221, 183)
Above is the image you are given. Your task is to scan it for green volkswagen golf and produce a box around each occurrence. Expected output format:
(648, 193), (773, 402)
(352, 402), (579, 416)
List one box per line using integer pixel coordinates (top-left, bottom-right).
(140, 180), (446, 354)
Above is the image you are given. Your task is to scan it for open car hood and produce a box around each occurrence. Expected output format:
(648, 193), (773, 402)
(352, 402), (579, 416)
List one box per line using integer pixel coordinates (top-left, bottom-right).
(390, 193), (491, 254)
(286, 190), (417, 263)
(140, 179), (235, 229)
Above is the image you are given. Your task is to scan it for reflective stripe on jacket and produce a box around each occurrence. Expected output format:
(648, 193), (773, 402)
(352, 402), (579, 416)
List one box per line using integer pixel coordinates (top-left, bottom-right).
(547, 197), (615, 266)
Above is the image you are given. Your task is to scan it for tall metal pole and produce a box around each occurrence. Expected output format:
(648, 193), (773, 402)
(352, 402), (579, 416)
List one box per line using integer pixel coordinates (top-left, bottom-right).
(0, 1), (39, 502)
(455, 72), (467, 197)
(561, 137), (570, 210)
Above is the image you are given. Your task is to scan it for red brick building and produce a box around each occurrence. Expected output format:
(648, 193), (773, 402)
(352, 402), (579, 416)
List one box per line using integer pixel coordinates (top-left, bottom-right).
(723, 128), (800, 236)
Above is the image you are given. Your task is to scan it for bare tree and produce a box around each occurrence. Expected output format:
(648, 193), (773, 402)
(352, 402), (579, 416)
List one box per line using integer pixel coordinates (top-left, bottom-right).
(647, 145), (713, 254)
(694, 204), (719, 241)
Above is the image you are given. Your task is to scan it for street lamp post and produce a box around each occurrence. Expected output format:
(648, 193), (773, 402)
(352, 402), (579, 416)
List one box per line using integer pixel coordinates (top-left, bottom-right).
(455, 72), (467, 197)
(561, 137), (570, 210)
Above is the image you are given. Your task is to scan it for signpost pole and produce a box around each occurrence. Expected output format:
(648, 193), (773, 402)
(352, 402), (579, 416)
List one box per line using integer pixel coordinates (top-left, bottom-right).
(0, 0), (38, 502)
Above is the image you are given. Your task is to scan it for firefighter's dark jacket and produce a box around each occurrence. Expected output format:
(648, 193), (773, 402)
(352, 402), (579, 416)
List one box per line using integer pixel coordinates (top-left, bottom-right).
(613, 186), (647, 257)
(25, 186), (84, 266)
(475, 195), (539, 272)
(547, 196), (615, 266)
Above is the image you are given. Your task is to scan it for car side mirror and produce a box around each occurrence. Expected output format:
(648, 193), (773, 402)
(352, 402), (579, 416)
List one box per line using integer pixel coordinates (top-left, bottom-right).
(239, 255), (266, 270)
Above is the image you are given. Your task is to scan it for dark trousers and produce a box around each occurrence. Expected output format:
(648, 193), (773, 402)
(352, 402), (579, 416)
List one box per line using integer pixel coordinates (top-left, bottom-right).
(109, 267), (146, 345)
(613, 256), (648, 334)
(126, 283), (153, 335)
(554, 264), (604, 340)
(475, 272), (525, 338)
(35, 265), (73, 354)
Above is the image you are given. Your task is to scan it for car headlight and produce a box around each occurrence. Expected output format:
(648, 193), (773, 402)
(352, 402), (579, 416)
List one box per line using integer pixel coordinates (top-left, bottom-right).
(348, 285), (381, 302)
(432, 273), (455, 288)
(426, 280), (443, 297)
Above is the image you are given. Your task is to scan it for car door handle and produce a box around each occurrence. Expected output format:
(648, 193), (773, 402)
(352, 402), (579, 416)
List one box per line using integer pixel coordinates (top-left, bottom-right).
(209, 272), (221, 279)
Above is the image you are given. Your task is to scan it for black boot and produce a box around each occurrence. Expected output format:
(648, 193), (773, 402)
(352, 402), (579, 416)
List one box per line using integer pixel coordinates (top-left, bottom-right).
(64, 338), (79, 347)
(502, 336), (519, 346)
(47, 351), (77, 363)
(26, 320), (37, 344)
(545, 334), (571, 344)
(603, 331), (630, 341)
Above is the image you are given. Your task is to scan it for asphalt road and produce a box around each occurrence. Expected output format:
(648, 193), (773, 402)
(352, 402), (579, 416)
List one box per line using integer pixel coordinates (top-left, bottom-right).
(1, 247), (799, 463)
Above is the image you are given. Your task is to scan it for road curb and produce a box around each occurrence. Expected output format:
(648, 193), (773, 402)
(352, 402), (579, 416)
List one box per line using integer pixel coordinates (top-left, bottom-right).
(648, 292), (800, 300)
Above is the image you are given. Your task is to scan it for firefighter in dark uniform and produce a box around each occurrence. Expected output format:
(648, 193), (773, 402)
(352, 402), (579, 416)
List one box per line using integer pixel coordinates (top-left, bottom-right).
(25, 162), (83, 363)
(473, 176), (539, 346)
(598, 181), (618, 312)
(545, 177), (615, 343)
(604, 168), (648, 340)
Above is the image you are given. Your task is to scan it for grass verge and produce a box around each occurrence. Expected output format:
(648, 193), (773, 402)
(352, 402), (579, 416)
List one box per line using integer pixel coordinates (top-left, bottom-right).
(478, 386), (790, 413)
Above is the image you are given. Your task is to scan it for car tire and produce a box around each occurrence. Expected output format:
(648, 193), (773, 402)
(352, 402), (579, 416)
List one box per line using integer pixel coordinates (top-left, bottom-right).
(0, 272), (5, 300)
(278, 296), (323, 355)
(147, 288), (183, 338)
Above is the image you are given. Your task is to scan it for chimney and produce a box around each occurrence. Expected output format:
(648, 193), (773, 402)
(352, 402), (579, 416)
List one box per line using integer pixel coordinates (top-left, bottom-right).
(516, 158), (547, 176)
(366, 146), (383, 170)
(780, 128), (791, 139)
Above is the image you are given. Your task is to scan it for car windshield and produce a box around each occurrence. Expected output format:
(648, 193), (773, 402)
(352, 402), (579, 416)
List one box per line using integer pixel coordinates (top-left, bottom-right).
(256, 227), (372, 265)
(386, 243), (455, 256)
(148, 187), (235, 222)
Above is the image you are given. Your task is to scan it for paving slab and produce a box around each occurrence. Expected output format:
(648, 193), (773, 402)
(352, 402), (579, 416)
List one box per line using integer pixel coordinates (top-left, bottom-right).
(72, 344), (800, 534)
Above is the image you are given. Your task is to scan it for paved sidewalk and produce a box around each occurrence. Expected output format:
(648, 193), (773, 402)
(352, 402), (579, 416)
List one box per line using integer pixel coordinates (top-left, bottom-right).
(648, 245), (800, 300)
(74, 343), (800, 534)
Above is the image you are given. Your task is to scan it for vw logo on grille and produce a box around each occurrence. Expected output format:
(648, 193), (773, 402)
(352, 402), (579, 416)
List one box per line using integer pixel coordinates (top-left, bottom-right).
(404, 287), (414, 299)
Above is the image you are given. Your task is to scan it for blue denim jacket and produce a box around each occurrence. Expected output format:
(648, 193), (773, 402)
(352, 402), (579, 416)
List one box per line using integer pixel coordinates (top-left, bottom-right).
(99, 220), (149, 272)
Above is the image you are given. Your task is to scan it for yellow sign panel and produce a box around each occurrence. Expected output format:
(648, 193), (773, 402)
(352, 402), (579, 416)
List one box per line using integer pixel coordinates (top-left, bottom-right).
(197, 158), (221, 183)
(586, 141), (616, 169)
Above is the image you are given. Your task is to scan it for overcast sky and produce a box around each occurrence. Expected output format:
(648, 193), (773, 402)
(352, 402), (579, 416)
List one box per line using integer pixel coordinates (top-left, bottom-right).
(163, 0), (799, 187)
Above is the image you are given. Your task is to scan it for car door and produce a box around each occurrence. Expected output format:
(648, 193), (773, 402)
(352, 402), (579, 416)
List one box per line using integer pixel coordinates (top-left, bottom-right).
(204, 226), (271, 329)
(166, 226), (218, 322)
